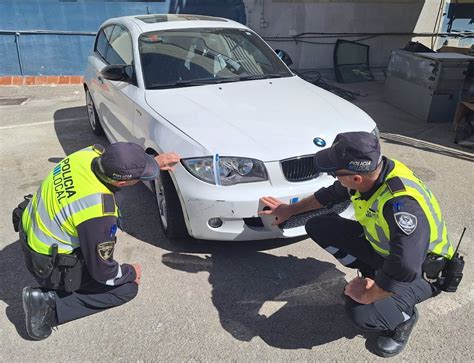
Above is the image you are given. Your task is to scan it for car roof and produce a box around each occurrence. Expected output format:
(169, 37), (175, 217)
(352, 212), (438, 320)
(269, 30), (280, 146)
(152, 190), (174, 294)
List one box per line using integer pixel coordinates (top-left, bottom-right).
(102, 14), (249, 34)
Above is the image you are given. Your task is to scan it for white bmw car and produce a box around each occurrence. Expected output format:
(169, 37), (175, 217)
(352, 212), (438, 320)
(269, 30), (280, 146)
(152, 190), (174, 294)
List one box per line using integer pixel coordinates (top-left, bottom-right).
(84, 14), (377, 241)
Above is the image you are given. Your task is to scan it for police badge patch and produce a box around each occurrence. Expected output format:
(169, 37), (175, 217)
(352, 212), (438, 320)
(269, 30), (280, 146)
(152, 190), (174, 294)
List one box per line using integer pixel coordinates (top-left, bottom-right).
(97, 241), (115, 260)
(394, 212), (417, 235)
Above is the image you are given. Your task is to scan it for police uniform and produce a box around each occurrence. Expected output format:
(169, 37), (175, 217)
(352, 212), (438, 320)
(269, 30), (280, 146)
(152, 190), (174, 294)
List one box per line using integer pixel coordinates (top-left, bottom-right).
(19, 142), (159, 340)
(305, 132), (454, 357)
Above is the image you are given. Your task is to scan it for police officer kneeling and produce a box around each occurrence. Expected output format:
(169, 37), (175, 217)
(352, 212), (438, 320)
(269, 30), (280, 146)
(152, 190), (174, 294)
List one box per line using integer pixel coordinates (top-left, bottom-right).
(17, 142), (180, 340)
(260, 132), (454, 357)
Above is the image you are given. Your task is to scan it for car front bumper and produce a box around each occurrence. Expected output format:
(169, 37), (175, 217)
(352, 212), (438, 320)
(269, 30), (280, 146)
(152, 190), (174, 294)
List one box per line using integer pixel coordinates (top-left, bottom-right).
(173, 161), (354, 241)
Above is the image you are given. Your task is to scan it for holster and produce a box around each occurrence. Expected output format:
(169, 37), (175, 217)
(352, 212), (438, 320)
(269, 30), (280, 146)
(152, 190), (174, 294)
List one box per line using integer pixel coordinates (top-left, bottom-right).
(57, 252), (84, 292)
(19, 224), (84, 292)
(422, 253), (447, 280)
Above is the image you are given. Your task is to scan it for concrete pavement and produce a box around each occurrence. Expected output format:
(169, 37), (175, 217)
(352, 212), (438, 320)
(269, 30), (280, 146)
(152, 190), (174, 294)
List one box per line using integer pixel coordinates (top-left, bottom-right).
(0, 83), (472, 361)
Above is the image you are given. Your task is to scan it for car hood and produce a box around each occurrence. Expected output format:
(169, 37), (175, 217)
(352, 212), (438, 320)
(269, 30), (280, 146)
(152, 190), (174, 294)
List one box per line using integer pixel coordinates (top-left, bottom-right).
(145, 76), (376, 161)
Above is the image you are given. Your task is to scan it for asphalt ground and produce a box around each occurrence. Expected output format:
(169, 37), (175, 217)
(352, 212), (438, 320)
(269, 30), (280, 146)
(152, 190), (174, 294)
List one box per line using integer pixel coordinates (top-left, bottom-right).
(0, 83), (473, 361)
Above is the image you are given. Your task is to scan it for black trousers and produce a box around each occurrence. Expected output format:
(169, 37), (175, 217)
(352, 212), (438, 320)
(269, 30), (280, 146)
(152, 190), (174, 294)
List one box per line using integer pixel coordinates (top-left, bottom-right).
(52, 271), (138, 324)
(305, 214), (437, 332)
(20, 234), (138, 325)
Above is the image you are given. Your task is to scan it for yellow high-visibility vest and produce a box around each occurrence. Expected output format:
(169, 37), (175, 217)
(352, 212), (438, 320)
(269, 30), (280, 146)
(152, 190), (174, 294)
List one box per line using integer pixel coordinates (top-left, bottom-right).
(352, 160), (454, 259)
(22, 145), (118, 255)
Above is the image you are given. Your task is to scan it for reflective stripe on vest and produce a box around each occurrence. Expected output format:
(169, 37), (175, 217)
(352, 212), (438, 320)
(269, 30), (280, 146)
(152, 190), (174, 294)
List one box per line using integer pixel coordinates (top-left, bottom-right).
(366, 179), (449, 256)
(352, 159), (453, 259)
(396, 178), (451, 257)
(24, 194), (77, 253)
(35, 187), (79, 244)
(22, 146), (117, 255)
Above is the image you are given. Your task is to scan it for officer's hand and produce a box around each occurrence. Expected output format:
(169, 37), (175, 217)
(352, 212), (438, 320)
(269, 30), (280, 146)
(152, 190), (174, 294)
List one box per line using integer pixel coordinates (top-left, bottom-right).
(131, 263), (142, 285)
(155, 153), (181, 171)
(258, 196), (292, 226)
(344, 276), (371, 302)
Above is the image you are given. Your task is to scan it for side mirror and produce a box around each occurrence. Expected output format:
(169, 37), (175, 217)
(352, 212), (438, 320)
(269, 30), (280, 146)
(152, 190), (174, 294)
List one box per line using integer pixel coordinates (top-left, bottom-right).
(101, 64), (133, 82)
(275, 49), (293, 67)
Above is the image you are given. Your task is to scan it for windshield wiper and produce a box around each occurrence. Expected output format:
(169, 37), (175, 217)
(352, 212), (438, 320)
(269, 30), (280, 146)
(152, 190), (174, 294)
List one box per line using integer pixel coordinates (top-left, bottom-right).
(147, 74), (285, 89)
(238, 73), (284, 81)
(148, 77), (241, 89)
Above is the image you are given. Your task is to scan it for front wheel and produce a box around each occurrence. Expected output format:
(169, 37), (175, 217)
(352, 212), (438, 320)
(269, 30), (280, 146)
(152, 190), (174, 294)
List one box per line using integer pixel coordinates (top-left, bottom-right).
(153, 170), (189, 239)
(85, 88), (104, 136)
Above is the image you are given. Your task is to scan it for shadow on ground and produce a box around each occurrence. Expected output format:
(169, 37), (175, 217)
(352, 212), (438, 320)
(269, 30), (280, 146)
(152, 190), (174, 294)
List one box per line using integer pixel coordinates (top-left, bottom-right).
(54, 106), (108, 157)
(106, 158), (359, 349)
(162, 251), (359, 349)
(0, 241), (38, 340)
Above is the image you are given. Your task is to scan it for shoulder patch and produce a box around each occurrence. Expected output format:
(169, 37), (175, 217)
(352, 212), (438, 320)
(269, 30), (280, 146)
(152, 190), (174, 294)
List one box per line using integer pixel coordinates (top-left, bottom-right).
(102, 194), (116, 215)
(386, 177), (406, 194)
(97, 240), (115, 260)
(92, 144), (105, 155)
(394, 212), (417, 235)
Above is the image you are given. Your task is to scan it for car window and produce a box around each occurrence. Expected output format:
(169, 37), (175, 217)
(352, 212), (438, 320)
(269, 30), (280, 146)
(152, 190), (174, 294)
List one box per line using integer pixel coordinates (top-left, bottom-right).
(107, 25), (133, 65)
(139, 28), (292, 89)
(95, 25), (114, 61)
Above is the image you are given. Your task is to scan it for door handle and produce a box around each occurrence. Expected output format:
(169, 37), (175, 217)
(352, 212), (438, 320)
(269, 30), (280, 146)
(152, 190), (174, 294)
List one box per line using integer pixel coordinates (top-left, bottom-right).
(97, 76), (104, 83)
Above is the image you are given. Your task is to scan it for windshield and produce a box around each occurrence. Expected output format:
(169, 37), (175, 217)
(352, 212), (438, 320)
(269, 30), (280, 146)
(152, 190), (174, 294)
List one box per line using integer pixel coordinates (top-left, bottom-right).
(139, 28), (293, 89)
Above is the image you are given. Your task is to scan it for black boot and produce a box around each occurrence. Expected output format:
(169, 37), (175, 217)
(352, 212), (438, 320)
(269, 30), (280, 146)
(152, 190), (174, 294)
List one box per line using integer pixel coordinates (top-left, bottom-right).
(22, 287), (58, 340)
(374, 307), (419, 358)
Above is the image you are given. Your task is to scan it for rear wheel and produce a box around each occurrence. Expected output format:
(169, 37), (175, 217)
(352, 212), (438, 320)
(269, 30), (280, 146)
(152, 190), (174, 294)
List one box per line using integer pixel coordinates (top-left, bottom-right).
(153, 170), (189, 239)
(85, 88), (104, 136)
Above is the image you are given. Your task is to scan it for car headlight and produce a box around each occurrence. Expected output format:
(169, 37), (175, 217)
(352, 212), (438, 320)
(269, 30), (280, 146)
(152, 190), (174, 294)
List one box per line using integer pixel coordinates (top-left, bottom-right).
(371, 126), (380, 139)
(182, 156), (268, 185)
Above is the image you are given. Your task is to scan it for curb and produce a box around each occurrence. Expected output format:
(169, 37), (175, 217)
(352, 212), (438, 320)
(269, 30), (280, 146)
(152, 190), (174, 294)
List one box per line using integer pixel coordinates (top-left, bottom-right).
(0, 76), (84, 86)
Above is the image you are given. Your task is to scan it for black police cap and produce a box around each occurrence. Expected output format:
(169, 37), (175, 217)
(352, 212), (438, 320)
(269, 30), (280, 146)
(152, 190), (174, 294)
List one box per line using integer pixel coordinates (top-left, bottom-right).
(97, 142), (159, 181)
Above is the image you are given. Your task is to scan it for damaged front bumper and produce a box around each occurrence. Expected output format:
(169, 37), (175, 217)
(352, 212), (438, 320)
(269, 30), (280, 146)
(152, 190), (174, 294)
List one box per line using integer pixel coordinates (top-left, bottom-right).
(173, 162), (353, 241)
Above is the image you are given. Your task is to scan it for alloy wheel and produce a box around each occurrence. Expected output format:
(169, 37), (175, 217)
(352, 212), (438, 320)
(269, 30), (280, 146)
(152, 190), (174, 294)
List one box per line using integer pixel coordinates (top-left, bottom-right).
(86, 91), (97, 130)
(154, 177), (168, 230)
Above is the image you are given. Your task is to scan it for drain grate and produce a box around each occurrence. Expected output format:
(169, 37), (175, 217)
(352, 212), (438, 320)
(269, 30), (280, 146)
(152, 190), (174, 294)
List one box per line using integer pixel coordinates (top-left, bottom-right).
(0, 97), (28, 106)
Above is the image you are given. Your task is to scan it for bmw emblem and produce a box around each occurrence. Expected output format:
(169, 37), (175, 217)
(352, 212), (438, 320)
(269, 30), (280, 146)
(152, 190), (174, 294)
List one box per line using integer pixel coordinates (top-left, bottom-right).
(313, 137), (326, 147)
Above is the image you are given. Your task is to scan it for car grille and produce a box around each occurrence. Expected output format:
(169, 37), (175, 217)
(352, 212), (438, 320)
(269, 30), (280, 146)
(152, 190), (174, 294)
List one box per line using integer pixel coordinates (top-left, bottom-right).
(281, 155), (319, 182)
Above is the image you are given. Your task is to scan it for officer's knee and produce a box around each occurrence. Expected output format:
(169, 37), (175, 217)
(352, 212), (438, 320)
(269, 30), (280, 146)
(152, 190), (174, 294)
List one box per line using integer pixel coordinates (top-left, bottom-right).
(348, 309), (368, 330)
(114, 282), (139, 305)
(305, 217), (331, 248)
(346, 302), (376, 331)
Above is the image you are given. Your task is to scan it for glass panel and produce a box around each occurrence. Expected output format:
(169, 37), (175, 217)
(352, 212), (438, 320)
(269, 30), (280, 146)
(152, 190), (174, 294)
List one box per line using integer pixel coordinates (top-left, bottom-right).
(95, 25), (114, 60)
(334, 40), (374, 83)
(107, 26), (133, 65)
(136, 14), (226, 24)
(139, 28), (292, 89)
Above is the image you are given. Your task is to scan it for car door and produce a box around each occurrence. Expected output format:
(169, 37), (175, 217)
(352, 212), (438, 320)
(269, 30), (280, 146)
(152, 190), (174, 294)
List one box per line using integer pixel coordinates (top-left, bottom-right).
(87, 25), (114, 138)
(99, 25), (139, 143)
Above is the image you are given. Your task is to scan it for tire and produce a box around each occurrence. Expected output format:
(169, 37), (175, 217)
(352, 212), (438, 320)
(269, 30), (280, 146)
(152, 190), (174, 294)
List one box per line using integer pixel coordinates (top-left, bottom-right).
(153, 170), (189, 239)
(85, 88), (105, 136)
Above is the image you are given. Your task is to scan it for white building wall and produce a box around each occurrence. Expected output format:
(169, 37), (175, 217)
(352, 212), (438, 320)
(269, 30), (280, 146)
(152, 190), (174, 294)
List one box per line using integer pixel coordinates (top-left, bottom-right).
(243, 0), (442, 72)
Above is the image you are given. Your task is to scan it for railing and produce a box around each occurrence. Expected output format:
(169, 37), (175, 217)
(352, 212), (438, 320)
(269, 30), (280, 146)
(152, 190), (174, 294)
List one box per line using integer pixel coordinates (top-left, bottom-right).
(1, 30), (471, 76)
(0, 30), (96, 76)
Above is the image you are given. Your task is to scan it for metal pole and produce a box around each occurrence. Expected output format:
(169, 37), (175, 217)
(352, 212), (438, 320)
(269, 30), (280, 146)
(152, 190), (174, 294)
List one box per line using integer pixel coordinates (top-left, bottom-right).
(14, 32), (24, 76)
